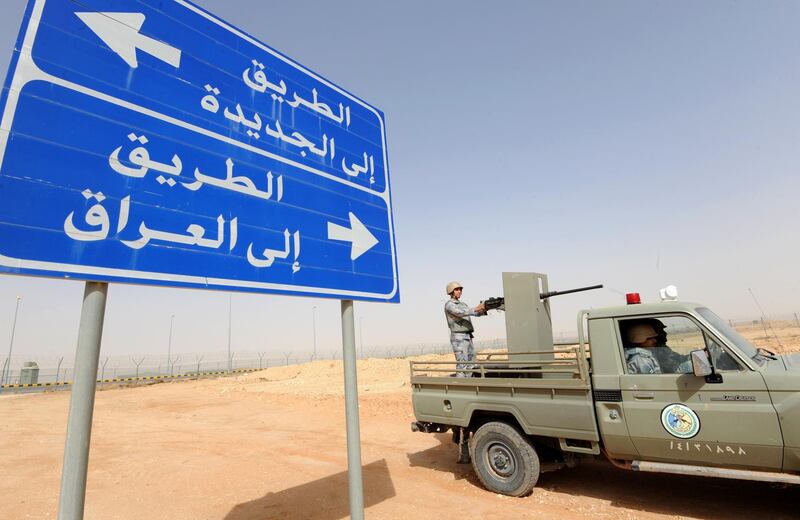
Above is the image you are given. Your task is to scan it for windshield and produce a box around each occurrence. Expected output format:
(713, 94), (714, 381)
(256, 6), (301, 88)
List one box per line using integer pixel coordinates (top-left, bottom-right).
(696, 307), (759, 360)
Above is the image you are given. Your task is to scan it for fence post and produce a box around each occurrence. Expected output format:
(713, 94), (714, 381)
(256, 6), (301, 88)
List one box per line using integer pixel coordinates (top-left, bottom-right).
(99, 357), (109, 387)
(56, 356), (64, 385)
(132, 357), (145, 380)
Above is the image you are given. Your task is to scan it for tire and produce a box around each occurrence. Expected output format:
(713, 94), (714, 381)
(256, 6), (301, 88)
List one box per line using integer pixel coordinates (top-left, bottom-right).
(469, 421), (540, 497)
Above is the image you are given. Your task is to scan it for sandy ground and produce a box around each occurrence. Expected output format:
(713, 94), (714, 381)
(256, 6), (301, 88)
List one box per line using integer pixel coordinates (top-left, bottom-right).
(2, 322), (800, 519)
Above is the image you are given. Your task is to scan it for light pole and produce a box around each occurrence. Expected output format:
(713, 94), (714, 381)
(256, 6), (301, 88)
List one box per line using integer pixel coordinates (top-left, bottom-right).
(167, 313), (175, 376)
(227, 294), (232, 372)
(2, 295), (21, 387)
(311, 306), (317, 360)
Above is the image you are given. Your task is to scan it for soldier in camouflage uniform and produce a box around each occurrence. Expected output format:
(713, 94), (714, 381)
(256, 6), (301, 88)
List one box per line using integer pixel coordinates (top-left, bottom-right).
(444, 281), (486, 377)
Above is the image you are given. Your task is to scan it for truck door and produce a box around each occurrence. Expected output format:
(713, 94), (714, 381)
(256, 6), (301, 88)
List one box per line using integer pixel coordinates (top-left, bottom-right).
(617, 315), (783, 470)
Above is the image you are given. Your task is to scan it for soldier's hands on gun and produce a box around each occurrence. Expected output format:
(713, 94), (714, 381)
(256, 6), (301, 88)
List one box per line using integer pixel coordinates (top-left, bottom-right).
(480, 297), (505, 312)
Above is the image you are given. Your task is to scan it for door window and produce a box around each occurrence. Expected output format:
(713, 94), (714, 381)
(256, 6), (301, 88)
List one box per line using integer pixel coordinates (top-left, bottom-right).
(619, 316), (739, 374)
(705, 334), (742, 371)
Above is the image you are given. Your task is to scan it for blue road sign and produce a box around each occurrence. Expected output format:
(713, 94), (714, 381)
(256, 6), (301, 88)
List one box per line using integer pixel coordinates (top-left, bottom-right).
(0, 0), (399, 302)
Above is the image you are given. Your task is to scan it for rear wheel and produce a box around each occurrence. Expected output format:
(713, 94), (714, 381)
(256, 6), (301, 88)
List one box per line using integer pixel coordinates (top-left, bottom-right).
(470, 421), (540, 497)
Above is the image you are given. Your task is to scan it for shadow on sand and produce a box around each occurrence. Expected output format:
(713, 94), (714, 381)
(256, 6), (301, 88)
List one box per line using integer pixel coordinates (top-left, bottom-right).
(406, 433), (476, 482)
(407, 435), (799, 519)
(224, 459), (395, 520)
(538, 460), (800, 520)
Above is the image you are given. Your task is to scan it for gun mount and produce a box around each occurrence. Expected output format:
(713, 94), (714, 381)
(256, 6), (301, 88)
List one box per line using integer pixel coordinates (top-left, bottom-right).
(501, 273), (604, 360)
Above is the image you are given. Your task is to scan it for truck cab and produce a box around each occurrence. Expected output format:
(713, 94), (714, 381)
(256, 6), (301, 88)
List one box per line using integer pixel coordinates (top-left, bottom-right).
(589, 300), (800, 473)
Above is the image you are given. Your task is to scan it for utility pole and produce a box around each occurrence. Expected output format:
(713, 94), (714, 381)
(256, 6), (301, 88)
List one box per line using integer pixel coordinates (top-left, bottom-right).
(2, 295), (21, 387)
(227, 295), (232, 372)
(167, 313), (175, 376)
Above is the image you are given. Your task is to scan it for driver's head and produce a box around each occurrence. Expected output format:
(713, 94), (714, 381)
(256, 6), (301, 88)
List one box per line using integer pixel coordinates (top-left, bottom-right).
(647, 319), (666, 333)
(627, 323), (659, 347)
(644, 319), (667, 342)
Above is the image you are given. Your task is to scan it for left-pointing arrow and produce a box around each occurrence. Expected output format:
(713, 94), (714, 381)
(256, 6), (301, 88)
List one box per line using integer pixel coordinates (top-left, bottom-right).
(76, 12), (181, 69)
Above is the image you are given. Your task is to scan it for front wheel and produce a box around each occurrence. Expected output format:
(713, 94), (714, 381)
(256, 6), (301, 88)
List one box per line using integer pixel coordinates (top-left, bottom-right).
(469, 421), (540, 497)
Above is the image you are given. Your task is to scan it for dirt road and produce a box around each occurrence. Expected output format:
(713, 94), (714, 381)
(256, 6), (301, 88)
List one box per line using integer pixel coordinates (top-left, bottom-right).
(2, 323), (800, 519)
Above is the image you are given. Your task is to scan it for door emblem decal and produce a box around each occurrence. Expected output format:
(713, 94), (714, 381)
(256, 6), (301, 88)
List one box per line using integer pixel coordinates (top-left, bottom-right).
(661, 403), (700, 439)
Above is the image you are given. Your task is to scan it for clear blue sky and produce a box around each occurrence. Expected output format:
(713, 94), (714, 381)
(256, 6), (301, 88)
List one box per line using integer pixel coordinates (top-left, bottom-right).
(0, 0), (798, 361)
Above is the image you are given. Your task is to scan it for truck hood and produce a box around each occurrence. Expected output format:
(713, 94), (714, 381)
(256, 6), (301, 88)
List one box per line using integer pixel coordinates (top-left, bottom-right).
(782, 353), (800, 371)
(761, 355), (800, 394)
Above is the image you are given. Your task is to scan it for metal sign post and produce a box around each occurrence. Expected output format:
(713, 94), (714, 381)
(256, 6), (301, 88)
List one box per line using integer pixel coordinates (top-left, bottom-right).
(341, 300), (364, 519)
(57, 281), (108, 520)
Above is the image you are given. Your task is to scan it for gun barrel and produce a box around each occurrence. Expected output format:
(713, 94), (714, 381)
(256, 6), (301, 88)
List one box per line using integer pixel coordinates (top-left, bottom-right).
(540, 284), (603, 299)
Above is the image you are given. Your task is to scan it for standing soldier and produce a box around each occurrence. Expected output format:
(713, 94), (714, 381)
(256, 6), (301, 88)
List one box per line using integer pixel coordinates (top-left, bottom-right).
(444, 281), (486, 377)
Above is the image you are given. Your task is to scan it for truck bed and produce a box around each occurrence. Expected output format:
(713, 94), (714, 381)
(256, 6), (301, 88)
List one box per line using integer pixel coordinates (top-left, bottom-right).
(410, 347), (600, 444)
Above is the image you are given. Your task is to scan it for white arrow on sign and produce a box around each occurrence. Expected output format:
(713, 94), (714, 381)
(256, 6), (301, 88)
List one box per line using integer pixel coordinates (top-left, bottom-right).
(327, 212), (379, 261)
(76, 12), (181, 69)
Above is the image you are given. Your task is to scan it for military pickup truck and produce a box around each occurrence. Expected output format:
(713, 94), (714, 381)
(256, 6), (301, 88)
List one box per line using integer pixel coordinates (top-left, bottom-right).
(410, 272), (800, 496)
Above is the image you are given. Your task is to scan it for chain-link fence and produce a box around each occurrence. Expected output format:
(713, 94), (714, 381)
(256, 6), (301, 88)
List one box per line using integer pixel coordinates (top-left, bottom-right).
(4, 316), (799, 388)
(0, 338), (512, 387)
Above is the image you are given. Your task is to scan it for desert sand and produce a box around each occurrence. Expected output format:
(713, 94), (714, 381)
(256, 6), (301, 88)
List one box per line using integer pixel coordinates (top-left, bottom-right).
(1, 321), (799, 519)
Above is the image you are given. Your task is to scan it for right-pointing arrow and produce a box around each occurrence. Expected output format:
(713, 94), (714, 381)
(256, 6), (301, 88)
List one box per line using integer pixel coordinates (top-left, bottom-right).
(327, 212), (379, 261)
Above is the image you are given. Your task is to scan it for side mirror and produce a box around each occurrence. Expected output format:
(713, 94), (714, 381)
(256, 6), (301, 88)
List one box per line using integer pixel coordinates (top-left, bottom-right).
(690, 350), (712, 377)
